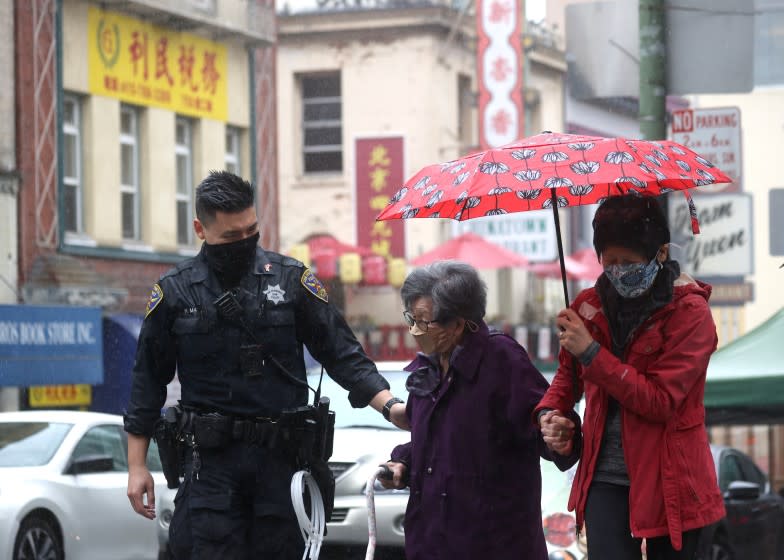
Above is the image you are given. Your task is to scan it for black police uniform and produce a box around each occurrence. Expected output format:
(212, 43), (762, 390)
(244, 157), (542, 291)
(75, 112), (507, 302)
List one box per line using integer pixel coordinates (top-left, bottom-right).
(124, 246), (389, 560)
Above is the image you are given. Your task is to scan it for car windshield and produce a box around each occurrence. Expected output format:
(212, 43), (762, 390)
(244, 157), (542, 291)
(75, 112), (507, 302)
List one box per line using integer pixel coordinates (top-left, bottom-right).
(0, 422), (73, 467)
(308, 367), (410, 430)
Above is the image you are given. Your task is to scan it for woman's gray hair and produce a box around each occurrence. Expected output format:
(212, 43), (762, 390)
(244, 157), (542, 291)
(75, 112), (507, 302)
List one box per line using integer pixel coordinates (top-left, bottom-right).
(400, 260), (487, 323)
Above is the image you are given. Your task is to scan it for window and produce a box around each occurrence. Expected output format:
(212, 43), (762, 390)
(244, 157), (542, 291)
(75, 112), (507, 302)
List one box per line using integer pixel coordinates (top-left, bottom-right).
(120, 105), (141, 240)
(225, 126), (241, 175)
(754, 1), (784, 86)
(738, 452), (768, 490)
(719, 453), (744, 492)
(71, 425), (127, 472)
(146, 439), (163, 472)
(62, 95), (83, 234)
(175, 117), (194, 245)
(301, 73), (342, 173)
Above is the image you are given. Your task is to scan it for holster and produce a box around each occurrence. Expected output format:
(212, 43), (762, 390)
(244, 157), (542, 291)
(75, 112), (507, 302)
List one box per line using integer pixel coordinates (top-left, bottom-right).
(310, 458), (336, 523)
(279, 397), (336, 521)
(152, 406), (183, 489)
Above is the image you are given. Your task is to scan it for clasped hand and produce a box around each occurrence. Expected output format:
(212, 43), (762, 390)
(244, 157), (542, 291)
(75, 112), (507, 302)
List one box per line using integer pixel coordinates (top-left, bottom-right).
(539, 410), (576, 456)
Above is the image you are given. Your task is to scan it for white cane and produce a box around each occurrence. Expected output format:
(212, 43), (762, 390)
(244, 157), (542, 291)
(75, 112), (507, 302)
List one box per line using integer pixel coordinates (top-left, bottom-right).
(366, 464), (394, 560)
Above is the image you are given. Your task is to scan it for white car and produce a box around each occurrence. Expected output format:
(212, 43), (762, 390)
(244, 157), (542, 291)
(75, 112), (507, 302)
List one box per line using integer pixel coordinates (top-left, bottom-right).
(0, 410), (175, 560)
(311, 362), (583, 559)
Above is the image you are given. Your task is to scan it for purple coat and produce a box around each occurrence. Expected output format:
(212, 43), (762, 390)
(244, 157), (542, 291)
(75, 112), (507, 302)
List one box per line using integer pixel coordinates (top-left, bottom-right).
(391, 323), (576, 560)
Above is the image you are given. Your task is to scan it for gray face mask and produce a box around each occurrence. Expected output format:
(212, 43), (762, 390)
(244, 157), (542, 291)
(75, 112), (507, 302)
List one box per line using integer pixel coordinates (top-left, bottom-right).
(603, 255), (662, 298)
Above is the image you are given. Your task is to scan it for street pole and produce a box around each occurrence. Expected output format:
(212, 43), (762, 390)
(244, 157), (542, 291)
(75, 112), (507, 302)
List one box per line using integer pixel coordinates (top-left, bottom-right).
(639, 0), (666, 141)
(639, 0), (668, 215)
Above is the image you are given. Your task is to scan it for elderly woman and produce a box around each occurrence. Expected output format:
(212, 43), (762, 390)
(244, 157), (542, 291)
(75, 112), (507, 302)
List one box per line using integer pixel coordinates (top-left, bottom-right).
(537, 194), (725, 559)
(380, 261), (579, 560)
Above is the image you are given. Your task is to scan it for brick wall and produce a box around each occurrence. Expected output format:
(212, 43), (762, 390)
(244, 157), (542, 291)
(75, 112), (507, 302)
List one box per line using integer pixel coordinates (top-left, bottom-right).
(90, 258), (172, 314)
(15, 0), (56, 286)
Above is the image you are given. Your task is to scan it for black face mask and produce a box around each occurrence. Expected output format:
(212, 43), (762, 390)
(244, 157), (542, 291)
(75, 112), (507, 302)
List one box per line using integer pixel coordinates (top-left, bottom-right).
(203, 232), (260, 287)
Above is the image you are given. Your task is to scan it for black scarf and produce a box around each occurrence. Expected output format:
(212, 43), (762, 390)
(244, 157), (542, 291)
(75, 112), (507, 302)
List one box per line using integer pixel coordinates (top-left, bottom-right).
(596, 259), (680, 357)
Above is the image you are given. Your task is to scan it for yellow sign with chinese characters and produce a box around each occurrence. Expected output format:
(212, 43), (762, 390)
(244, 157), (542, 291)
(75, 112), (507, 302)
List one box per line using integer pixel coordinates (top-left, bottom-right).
(88, 6), (228, 121)
(29, 384), (92, 408)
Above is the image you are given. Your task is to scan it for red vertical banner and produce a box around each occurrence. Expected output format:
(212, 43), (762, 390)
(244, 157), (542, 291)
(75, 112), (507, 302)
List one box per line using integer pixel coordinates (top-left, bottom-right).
(356, 137), (405, 258)
(477, 0), (524, 149)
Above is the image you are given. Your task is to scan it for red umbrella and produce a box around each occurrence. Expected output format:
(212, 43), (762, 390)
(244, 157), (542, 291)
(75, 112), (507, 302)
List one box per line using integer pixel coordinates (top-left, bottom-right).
(411, 232), (530, 270)
(531, 247), (603, 282)
(305, 233), (373, 257)
(377, 132), (732, 307)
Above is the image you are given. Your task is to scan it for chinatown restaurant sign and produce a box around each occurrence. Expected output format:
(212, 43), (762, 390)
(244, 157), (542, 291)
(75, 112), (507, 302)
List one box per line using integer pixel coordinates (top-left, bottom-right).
(356, 137), (405, 258)
(88, 6), (228, 121)
(0, 305), (103, 387)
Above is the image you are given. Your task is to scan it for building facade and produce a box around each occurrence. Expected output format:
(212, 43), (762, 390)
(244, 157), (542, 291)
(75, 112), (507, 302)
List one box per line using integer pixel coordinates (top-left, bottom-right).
(276, 0), (567, 352)
(5, 0), (276, 411)
(0, 0), (20, 410)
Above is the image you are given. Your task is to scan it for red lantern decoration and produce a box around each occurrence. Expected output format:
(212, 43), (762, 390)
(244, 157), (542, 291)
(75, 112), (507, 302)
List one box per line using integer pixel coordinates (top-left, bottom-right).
(361, 255), (387, 286)
(311, 249), (337, 279)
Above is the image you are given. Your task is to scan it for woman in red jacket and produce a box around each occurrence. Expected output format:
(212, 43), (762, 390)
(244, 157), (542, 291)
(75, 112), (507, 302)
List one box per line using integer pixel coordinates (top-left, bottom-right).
(536, 194), (725, 559)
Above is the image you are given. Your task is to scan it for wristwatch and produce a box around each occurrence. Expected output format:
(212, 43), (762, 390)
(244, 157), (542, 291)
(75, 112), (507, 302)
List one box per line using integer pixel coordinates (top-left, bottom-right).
(382, 397), (405, 422)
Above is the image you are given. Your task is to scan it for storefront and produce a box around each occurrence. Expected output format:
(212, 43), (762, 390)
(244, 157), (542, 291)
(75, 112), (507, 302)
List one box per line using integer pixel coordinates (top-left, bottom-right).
(0, 304), (103, 408)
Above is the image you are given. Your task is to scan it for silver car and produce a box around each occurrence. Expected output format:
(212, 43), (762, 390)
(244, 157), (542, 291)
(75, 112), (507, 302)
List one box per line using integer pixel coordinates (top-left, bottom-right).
(311, 362), (581, 559)
(0, 410), (174, 560)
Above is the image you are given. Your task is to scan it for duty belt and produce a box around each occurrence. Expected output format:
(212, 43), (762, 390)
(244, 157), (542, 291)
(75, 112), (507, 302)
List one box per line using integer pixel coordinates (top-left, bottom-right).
(183, 411), (284, 450)
(231, 418), (280, 446)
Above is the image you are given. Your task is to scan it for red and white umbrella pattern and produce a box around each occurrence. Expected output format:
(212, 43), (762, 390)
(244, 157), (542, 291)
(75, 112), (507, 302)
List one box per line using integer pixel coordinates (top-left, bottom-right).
(376, 132), (733, 234)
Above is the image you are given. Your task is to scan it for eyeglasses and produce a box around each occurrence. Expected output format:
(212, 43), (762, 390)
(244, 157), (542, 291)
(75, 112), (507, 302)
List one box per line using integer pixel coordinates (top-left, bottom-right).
(403, 310), (439, 332)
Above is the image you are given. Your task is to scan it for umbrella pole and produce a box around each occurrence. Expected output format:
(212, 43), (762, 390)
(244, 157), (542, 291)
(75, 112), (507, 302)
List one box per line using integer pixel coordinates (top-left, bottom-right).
(550, 189), (583, 405)
(549, 189), (570, 307)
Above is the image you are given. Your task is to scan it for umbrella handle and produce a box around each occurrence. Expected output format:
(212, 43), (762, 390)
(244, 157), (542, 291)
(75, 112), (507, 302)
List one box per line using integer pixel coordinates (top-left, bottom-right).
(549, 188), (570, 308)
(549, 188), (584, 404)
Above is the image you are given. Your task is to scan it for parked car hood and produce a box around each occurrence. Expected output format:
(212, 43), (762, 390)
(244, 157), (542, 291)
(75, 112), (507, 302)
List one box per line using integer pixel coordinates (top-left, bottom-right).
(330, 426), (410, 464)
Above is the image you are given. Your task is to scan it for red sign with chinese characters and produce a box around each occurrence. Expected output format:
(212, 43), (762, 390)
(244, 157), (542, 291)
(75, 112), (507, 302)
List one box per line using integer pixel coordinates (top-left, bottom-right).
(356, 137), (405, 259)
(88, 6), (228, 121)
(477, 0), (524, 149)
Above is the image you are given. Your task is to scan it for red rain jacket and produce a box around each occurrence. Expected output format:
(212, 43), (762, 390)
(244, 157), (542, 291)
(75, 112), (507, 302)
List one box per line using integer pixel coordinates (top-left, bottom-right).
(535, 275), (725, 550)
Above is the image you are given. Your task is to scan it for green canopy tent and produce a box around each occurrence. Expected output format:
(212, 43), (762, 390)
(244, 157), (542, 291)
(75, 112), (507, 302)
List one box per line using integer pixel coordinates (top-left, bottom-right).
(705, 307), (784, 425)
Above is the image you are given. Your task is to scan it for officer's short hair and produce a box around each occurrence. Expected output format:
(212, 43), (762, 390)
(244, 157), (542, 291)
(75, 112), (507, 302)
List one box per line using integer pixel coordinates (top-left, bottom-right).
(195, 171), (255, 225)
(401, 261), (487, 324)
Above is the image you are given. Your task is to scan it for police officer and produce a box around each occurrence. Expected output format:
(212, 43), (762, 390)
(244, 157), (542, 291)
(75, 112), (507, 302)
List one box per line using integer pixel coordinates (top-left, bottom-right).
(125, 171), (408, 559)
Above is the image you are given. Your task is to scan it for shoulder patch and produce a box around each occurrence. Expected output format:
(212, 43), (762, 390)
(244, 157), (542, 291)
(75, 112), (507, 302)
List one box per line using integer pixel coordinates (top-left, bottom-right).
(301, 269), (328, 303)
(145, 284), (164, 317)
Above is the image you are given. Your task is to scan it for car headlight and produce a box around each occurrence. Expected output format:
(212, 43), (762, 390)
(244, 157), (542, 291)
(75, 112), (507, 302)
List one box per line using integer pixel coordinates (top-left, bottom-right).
(543, 512), (576, 548)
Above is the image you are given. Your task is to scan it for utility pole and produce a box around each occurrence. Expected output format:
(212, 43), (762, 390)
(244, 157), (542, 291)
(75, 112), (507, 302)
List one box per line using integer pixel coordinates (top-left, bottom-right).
(639, 0), (666, 141)
(639, 0), (669, 216)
